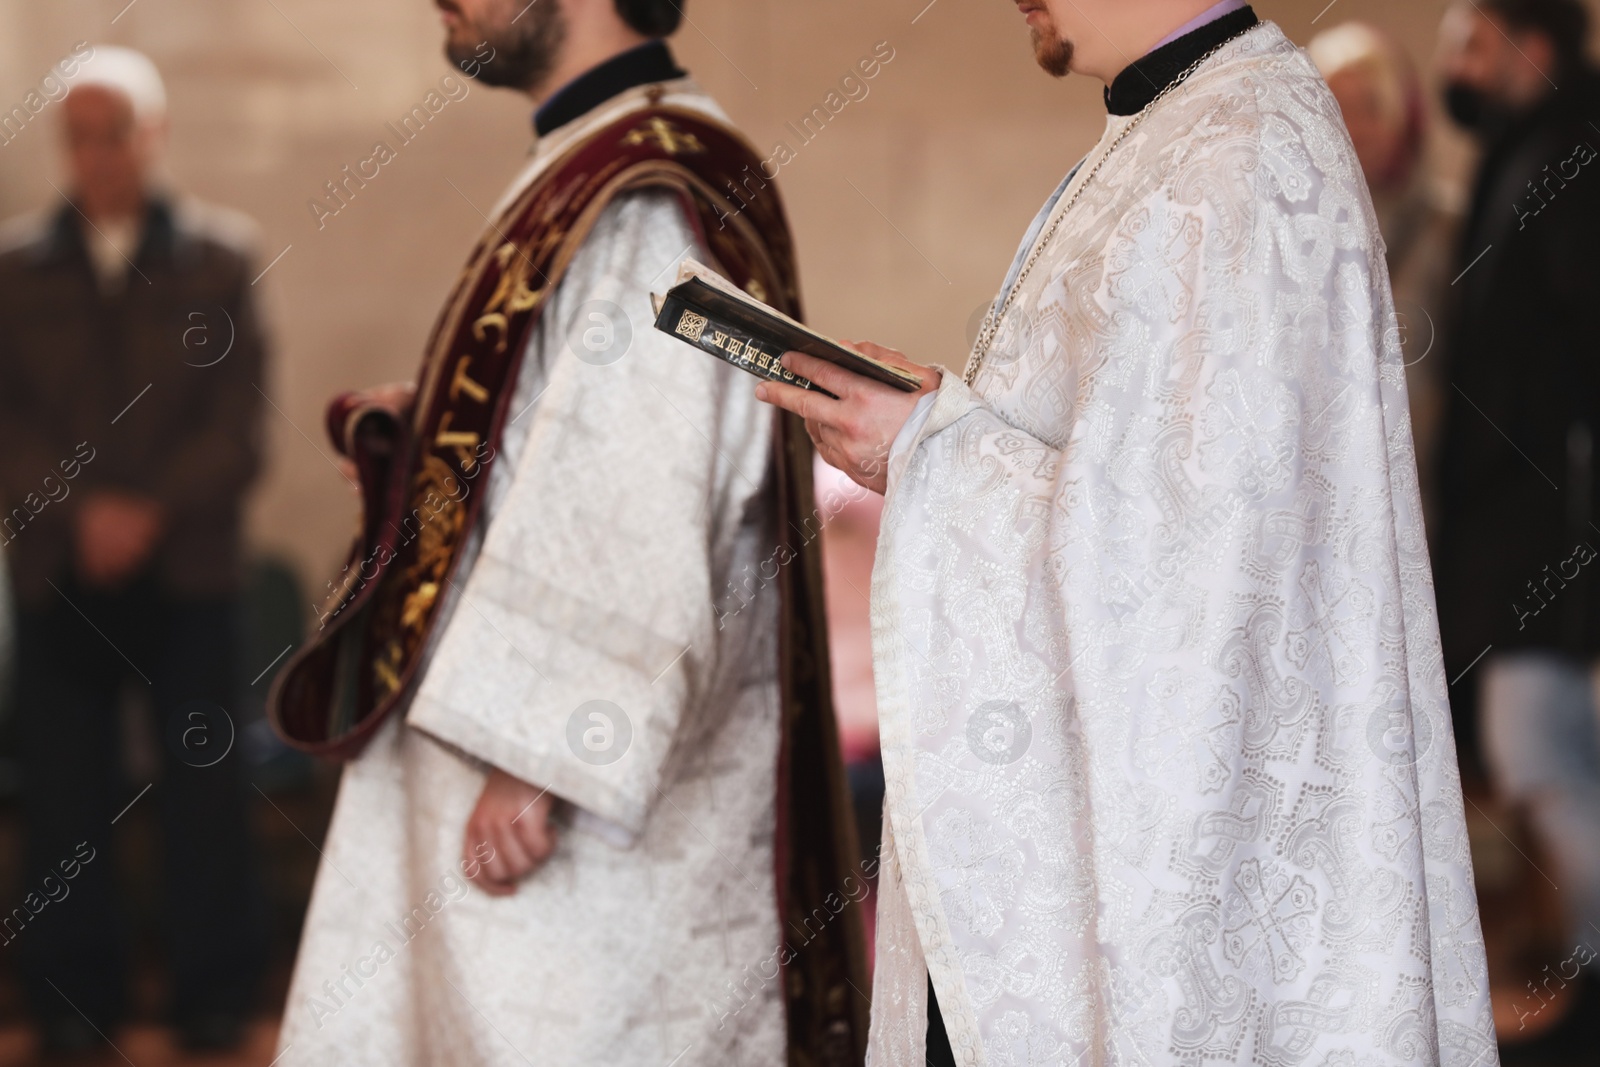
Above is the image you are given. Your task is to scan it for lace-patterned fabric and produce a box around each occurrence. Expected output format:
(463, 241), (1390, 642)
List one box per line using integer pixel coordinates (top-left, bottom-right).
(867, 24), (1497, 1067)
(277, 84), (789, 1067)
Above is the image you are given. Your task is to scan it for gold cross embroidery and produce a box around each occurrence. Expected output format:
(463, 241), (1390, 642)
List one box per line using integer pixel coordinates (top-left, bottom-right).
(622, 116), (705, 156)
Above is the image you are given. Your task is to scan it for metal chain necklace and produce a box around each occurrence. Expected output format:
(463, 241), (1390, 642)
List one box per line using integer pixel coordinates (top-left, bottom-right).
(962, 28), (1254, 386)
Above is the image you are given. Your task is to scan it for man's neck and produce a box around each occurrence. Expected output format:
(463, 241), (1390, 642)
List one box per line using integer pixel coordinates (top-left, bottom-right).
(1150, 0), (1247, 52)
(531, 40), (684, 136)
(528, 23), (651, 110)
(1101, 3), (1257, 115)
(79, 195), (145, 228)
(1077, 0), (1231, 85)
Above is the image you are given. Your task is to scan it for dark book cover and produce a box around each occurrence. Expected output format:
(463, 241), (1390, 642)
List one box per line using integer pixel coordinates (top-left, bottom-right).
(652, 261), (923, 395)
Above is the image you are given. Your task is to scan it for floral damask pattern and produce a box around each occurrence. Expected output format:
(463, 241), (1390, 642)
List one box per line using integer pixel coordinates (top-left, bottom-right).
(867, 23), (1497, 1067)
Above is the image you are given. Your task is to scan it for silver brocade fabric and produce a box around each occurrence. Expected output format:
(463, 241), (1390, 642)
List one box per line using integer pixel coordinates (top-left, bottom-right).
(867, 24), (1498, 1067)
(277, 84), (789, 1066)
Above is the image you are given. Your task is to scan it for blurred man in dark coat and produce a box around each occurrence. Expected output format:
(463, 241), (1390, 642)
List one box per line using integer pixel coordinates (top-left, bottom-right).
(0, 46), (266, 1056)
(1433, 0), (1600, 1024)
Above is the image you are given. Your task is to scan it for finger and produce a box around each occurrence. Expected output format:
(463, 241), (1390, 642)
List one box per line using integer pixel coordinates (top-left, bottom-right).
(805, 420), (841, 463)
(464, 828), (493, 885)
(461, 830), (491, 879)
(780, 350), (881, 399)
(840, 340), (938, 393)
(516, 811), (558, 870)
(475, 849), (518, 896)
(806, 419), (832, 457)
(494, 822), (536, 881)
(808, 421), (845, 464)
(463, 823), (498, 883)
(477, 822), (531, 887)
(464, 833), (516, 896)
(477, 876), (516, 897)
(755, 377), (837, 423)
(842, 339), (905, 362)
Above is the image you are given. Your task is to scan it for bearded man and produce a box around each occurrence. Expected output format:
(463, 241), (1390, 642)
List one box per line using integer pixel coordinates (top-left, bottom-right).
(271, 1), (865, 1063)
(757, 2), (1499, 1063)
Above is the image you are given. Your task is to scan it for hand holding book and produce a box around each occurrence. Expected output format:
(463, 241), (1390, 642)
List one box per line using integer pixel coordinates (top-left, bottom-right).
(651, 259), (924, 396)
(651, 258), (942, 494)
(755, 345), (941, 493)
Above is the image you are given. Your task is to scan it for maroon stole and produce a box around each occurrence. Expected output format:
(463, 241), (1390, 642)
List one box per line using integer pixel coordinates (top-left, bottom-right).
(267, 97), (869, 1064)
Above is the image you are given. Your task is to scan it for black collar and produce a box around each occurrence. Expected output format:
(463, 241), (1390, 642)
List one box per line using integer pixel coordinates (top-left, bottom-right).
(1105, 6), (1258, 116)
(533, 41), (686, 137)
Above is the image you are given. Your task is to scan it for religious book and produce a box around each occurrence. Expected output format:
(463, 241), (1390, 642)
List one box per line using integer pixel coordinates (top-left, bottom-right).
(651, 259), (923, 395)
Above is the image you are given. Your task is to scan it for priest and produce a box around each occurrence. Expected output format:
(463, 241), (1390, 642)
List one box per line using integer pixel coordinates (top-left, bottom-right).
(756, 2), (1499, 1063)
(269, 0), (865, 1063)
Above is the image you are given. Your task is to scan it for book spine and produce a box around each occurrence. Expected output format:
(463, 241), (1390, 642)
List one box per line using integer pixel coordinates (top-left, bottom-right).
(657, 297), (831, 396)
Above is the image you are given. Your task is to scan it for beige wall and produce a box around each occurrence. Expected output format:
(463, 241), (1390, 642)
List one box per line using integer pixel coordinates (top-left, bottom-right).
(0, 0), (1561, 600)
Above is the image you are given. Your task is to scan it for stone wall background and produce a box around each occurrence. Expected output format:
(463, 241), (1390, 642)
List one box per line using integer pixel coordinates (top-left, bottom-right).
(0, 0), (1546, 596)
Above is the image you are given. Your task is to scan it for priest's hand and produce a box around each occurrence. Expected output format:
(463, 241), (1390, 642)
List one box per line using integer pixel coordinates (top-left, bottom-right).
(462, 769), (559, 897)
(754, 343), (941, 495)
(336, 381), (417, 487)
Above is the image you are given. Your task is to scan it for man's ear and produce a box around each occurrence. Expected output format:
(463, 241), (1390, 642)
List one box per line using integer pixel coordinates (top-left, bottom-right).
(581, 0), (657, 40)
(564, 0), (611, 28)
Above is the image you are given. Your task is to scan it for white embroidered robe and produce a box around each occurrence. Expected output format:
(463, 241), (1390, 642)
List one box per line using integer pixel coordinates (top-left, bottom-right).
(866, 24), (1499, 1067)
(277, 81), (789, 1067)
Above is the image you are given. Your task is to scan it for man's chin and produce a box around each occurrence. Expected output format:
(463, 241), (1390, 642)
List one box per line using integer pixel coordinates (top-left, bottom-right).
(444, 31), (478, 67)
(1031, 28), (1074, 78)
(446, 35), (507, 86)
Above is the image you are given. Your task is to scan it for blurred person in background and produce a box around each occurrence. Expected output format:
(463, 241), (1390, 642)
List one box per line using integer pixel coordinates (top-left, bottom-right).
(1432, 0), (1600, 1039)
(0, 45), (267, 1057)
(1310, 22), (1456, 529)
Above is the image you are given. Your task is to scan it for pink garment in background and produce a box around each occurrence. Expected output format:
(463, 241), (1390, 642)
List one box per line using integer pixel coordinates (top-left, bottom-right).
(815, 456), (883, 764)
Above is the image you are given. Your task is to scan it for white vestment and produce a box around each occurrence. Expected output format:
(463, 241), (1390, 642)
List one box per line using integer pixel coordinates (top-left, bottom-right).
(867, 24), (1498, 1067)
(278, 81), (789, 1066)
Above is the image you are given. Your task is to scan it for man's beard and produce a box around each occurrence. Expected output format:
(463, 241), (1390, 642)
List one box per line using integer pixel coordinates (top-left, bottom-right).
(1030, 24), (1073, 78)
(447, 0), (567, 91)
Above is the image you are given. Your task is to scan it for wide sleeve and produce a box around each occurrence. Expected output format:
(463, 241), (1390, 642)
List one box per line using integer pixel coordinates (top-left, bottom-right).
(868, 114), (1495, 1063)
(405, 188), (773, 843)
